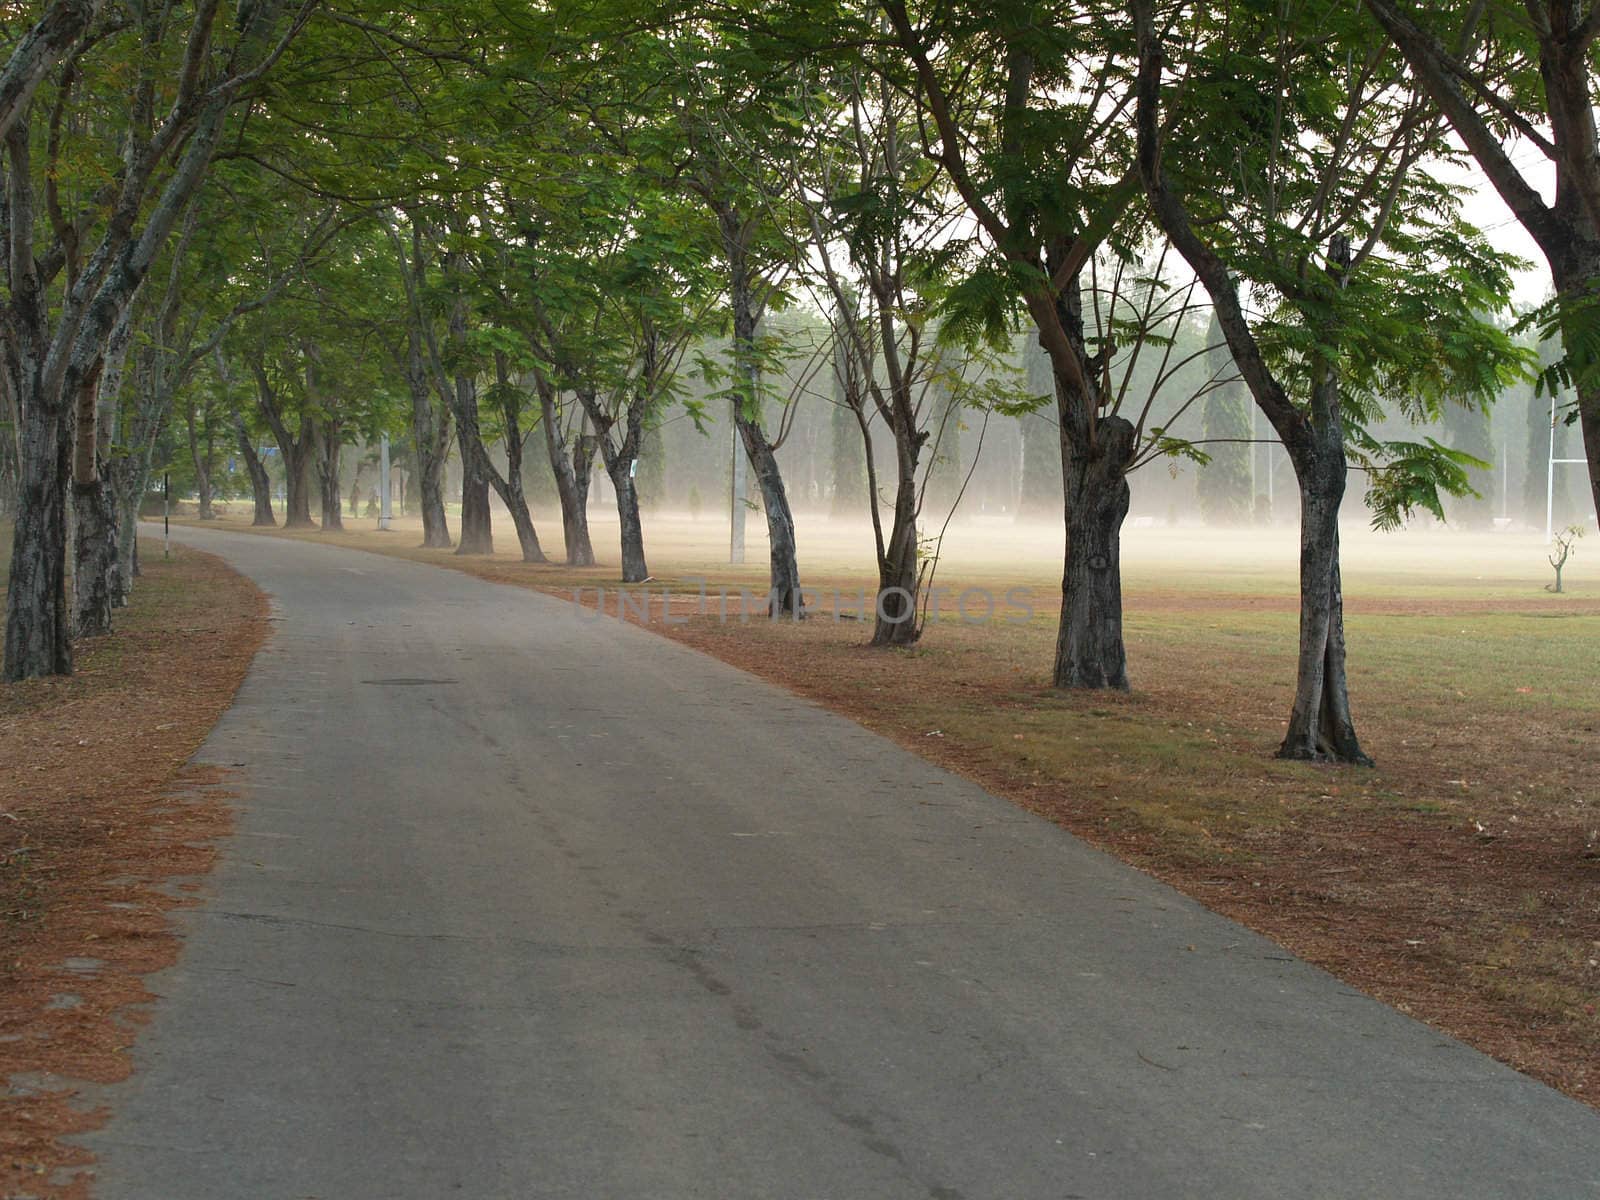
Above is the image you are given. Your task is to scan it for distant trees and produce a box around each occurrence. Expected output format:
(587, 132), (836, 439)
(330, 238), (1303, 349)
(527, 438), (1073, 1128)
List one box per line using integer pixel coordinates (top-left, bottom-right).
(1, 0), (1570, 773)
(1197, 316), (1251, 526)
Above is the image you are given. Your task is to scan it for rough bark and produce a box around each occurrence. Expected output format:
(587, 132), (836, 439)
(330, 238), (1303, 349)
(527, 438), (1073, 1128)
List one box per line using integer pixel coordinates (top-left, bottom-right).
(580, 380), (650, 584)
(1055, 416), (1134, 689)
(1280, 446), (1369, 763)
(248, 352), (315, 528)
(317, 422), (343, 532)
(108, 451), (142, 600)
(1030, 266), (1133, 689)
(236, 413), (275, 525)
(412, 372), (452, 548)
(497, 474), (543, 561)
(1135, 25), (1372, 761)
(608, 459), (649, 583)
(871, 448), (921, 646)
(452, 372), (493, 556)
(0, 370), (18, 517)
(279, 429), (315, 528)
(4, 395), (71, 678)
(720, 203), (802, 614)
(72, 320), (128, 633)
(390, 223), (452, 548)
(71, 470), (116, 637)
(485, 356), (545, 563)
(535, 371), (595, 566)
(186, 396), (217, 520)
(738, 413), (803, 616)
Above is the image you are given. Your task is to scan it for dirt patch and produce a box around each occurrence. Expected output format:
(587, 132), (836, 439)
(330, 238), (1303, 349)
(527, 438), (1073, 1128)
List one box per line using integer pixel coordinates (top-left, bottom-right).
(0, 546), (267, 1198)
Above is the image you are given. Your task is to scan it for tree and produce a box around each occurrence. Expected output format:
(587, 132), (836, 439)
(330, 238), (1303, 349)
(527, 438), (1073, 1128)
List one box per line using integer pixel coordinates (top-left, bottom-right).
(2, 0), (313, 678)
(386, 214), (454, 549)
(244, 338), (318, 529)
(665, 29), (811, 614)
(1134, 0), (1526, 762)
(875, 0), (1201, 687)
(1362, 0), (1600, 528)
(1548, 524), (1582, 591)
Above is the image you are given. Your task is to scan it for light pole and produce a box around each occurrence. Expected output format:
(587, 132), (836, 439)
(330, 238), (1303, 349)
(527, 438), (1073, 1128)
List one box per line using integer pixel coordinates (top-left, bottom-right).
(378, 433), (392, 531)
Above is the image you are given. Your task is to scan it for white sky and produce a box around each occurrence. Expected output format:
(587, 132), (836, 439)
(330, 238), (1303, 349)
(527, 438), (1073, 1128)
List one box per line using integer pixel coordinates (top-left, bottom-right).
(1449, 144), (1556, 309)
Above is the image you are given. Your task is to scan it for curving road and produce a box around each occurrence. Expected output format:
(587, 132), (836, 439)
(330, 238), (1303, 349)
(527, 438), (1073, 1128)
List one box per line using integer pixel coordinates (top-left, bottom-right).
(85, 526), (1600, 1198)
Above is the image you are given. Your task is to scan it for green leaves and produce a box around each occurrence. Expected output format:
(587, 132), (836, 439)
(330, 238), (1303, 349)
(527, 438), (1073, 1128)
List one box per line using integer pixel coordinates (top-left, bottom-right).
(1360, 435), (1490, 532)
(1513, 286), (1600, 404)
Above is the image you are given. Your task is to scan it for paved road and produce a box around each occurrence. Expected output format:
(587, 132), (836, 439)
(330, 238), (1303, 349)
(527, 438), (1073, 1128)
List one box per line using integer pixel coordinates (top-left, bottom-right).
(85, 526), (1599, 1199)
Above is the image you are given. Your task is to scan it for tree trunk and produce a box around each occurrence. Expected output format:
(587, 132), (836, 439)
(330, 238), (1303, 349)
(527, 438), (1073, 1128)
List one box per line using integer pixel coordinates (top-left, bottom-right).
(189, 404), (215, 521)
(722, 205), (802, 613)
(872, 446), (921, 645)
(562, 434), (597, 566)
(0, 384), (18, 518)
(738, 414), (803, 616)
(454, 381), (493, 556)
(501, 478), (545, 563)
(110, 457), (145, 601)
(73, 333), (125, 635)
(193, 459), (214, 519)
(416, 425), (451, 548)
(609, 461), (649, 583)
(71, 470), (117, 638)
(539, 378), (596, 566)
(1278, 440), (1371, 764)
(483, 354), (546, 563)
(318, 425), (343, 532)
(236, 415), (275, 526)
(4, 394), (72, 679)
(1053, 415), (1135, 690)
(281, 438), (315, 528)
(405, 356), (452, 548)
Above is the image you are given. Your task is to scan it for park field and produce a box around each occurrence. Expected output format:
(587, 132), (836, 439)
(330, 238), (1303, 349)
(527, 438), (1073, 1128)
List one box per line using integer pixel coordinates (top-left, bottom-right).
(179, 503), (1599, 1104)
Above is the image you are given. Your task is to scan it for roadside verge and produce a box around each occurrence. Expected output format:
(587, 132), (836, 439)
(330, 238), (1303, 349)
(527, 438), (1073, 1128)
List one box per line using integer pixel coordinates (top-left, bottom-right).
(0, 544), (268, 1199)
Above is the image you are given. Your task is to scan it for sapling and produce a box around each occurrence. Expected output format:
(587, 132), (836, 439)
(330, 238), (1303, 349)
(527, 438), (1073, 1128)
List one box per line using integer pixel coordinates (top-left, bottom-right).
(1547, 525), (1583, 593)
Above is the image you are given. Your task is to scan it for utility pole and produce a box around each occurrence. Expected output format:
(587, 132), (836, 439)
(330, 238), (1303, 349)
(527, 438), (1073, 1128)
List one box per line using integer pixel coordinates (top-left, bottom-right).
(378, 433), (392, 531)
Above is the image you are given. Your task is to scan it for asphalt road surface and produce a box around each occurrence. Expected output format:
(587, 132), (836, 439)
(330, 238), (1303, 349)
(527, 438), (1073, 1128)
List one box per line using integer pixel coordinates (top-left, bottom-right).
(85, 526), (1600, 1199)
